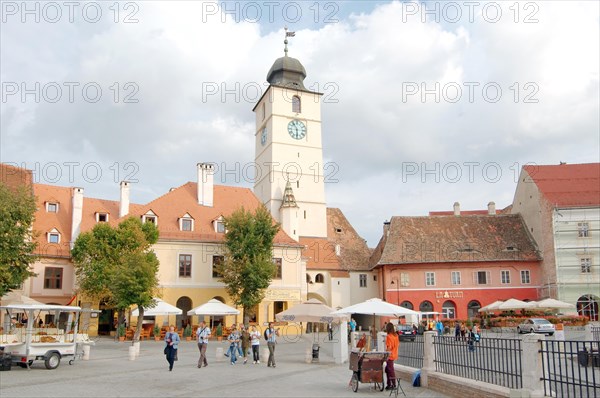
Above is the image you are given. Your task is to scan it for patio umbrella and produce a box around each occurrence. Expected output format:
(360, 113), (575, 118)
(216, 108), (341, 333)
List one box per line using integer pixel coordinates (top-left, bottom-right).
(531, 298), (575, 310)
(497, 298), (534, 311)
(275, 298), (348, 323)
(332, 298), (419, 347)
(187, 299), (240, 316)
(131, 298), (182, 316)
(478, 300), (505, 313)
(1, 292), (45, 306)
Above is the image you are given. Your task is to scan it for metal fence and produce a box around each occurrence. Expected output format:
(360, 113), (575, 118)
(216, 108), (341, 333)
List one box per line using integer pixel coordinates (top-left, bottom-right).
(433, 335), (523, 389)
(592, 325), (600, 342)
(540, 340), (600, 398)
(396, 334), (423, 369)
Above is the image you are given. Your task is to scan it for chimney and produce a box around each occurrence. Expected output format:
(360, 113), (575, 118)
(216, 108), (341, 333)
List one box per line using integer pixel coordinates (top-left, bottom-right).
(487, 201), (496, 215)
(197, 163), (214, 207)
(383, 220), (391, 237)
(453, 202), (460, 216)
(119, 181), (130, 218)
(71, 187), (84, 247)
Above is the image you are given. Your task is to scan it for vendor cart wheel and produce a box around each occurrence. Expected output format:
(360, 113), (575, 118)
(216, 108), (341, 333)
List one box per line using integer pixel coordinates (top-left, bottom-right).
(351, 372), (359, 392)
(69, 359), (74, 365)
(45, 352), (61, 370)
(375, 382), (384, 392)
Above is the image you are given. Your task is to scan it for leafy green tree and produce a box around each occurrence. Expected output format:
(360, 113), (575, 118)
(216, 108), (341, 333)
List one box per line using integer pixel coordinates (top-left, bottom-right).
(0, 183), (37, 296)
(72, 217), (159, 342)
(218, 206), (280, 324)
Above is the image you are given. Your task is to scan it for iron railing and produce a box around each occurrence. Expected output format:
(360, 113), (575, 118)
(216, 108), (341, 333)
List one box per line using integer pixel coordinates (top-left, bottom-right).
(433, 335), (523, 389)
(592, 325), (600, 342)
(396, 334), (423, 369)
(540, 340), (599, 398)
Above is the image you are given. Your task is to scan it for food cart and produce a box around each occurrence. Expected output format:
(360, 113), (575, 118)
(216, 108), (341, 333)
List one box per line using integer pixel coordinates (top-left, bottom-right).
(349, 350), (389, 392)
(0, 304), (92, 370)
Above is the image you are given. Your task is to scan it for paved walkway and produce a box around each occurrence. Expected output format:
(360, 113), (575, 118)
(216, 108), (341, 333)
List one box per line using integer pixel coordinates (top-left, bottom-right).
(0, 337), (447, 397)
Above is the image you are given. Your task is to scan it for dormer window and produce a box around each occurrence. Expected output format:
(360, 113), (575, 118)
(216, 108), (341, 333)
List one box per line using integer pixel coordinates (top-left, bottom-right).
(142, 210), (158, 225)
(179, 213), (194, 232)
(335, 244), (341, 256)
(292, 95), (301, 113)
(213, 216), (226, 233)
(46, 202), (59, 213)
(96, 212), (109, 223)
(47, 228), (60, 244)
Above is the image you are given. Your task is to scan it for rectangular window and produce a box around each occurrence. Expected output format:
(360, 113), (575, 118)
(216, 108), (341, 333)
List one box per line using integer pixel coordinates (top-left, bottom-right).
(578, 222), (590, 237)
(373, 275), (377, 282)
(44, 267), (62, 289)
(451, 271), (461, 285)
(359, 274), (367, 288)
(47, 203), (58, 213)
(48, 233), (60, 244)
(520, 270), (531, 284)
(181, 219), (192, 231)
(97, 213), (108, 222)
(581, 258), (592, 273)
(212, 255), (224, 278)
(216, 222), (225, 233)
(272, 258), (282, 279)
(144, 216), (157, 224)
(400, 272), (409, 287)
(501, 270), (511, 284)
(179, 254), (191, 277)
(474, 271), (490, 285)
(425, 272), (435, 286)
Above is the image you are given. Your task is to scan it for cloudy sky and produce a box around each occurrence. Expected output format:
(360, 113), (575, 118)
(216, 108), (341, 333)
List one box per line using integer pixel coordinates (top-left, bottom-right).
(1, 1), (598, 246)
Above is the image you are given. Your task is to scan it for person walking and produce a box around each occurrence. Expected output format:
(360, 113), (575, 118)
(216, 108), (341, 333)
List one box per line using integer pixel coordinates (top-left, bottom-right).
(460, 322), (466, 341)
(196, 321), (211, 368)
(226, 324), (240, 365)
(327, 322), (333, 341)
(265, 322), (279, 368)
(467, 326), (476, 352)
(250, 325), (261, 364)
(454, 322), (461, 341)
(435, 319), (444, 336)
(164, 325), (180, 371)
(240, 324), (250, 364)
(384, 322), (399, 390)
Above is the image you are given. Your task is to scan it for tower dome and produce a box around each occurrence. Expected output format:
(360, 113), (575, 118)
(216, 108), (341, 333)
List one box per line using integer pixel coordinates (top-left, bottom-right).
(266, 55), (307, 90)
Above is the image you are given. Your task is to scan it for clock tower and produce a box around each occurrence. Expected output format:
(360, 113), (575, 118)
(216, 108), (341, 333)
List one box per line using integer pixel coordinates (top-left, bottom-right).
(253, 34), (327, 239)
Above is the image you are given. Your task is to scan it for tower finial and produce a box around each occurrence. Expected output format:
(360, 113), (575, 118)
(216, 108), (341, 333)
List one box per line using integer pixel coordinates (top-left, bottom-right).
(284, 26), (295, 56)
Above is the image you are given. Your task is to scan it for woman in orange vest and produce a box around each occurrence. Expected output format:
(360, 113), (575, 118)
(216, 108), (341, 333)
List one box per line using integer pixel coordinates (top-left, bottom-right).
(385, 322), (399, 390)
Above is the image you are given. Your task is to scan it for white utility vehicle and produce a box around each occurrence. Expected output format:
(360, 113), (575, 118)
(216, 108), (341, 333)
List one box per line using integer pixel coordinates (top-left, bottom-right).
(0, 304), (93, 369)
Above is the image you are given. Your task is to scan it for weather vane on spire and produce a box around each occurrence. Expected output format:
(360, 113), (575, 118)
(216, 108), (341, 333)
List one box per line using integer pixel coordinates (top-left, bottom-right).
(284, 26), (295, 56)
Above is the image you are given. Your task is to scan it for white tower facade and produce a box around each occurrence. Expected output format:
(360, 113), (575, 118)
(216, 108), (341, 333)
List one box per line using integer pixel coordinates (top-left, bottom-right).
(253, 51), (327, 238)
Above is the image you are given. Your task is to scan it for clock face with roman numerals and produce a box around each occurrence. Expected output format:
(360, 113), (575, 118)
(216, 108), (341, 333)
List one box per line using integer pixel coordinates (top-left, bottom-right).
(287, 119), (306, 140)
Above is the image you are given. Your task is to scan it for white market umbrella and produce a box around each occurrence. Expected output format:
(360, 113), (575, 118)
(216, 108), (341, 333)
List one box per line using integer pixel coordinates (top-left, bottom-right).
(1, 291), (45, 306)
(187, 299), (240, 316)
(275, 298), (349, 323)
(332, 298), (419, 317)
(131, 298), (182, 316)
(532, 298), (575, 310)
(478, 300), (505, 313)
(497, 298), (534, 311)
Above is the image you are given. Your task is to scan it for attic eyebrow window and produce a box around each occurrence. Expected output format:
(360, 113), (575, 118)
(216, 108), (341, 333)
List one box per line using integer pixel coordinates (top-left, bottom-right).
(505, 246), (519, 251)
(46, 202), (59, 213)
(335, 228), (342, 233)
(96, 213), (109, 223)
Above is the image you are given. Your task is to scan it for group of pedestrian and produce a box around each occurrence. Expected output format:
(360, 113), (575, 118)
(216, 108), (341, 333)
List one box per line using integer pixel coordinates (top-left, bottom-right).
(163, 321), (280, 371)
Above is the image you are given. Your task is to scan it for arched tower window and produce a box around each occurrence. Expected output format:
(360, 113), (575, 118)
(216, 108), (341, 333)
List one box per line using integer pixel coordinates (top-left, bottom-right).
(292, 96), (301, 113)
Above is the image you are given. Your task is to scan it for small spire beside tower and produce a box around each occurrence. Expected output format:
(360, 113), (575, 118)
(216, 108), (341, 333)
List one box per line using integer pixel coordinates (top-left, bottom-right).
(281, 180), (298, 208)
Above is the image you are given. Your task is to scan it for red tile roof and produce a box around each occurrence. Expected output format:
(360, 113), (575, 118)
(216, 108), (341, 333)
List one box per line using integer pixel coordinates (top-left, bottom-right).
(524, 163), (600, 207)
(125, 182), (300, 246)
(1, 163), (32, 193)
(372, 214), (541, 266)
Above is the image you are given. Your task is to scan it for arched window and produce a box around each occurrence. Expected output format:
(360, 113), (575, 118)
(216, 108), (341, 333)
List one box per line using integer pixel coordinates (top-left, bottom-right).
(176, 296), (192, 329)
(400, 301), (413, 310)
(442, 301), (456, 319)
(306, 274), (312, 283)
(292, 96), (301, 113)
(577, 295), (599, 321)
(419, 300), (433, 312)
(315, 273), (324, 283)
(467, 300), (481, 319)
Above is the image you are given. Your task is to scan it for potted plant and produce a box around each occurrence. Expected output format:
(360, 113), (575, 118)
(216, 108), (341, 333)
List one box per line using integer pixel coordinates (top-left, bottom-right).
(184, 324), (192, 341)
(153, 325), (161, 341)
(117, 324), (126, 342)
(216, 324), (223, 342)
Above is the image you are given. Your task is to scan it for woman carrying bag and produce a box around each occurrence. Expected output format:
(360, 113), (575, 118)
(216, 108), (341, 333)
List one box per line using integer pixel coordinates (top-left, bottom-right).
(164, 325), (180, 371)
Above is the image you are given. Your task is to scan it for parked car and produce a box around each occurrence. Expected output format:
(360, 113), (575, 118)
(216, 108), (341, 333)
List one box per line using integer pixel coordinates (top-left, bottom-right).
(396, 324), (416, 341)
(516, 318), (555, 335)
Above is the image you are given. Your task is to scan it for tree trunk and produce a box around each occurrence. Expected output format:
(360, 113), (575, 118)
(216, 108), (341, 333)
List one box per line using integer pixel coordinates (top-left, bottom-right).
(243, 306), (250, 326)
(133, 306), (143, 344)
